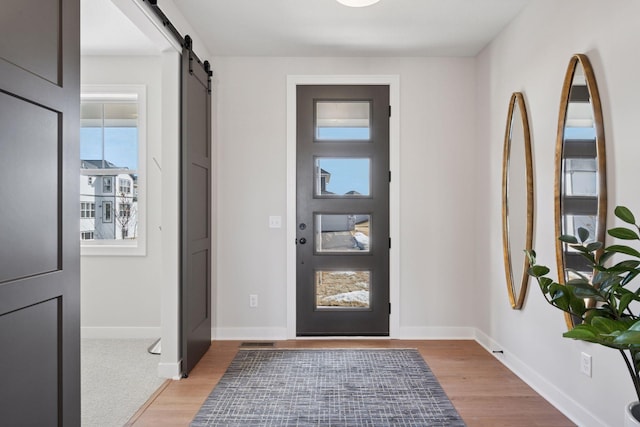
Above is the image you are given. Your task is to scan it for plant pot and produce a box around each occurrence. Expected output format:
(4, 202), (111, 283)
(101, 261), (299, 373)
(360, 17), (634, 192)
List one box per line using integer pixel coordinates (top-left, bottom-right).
(626, 402), (640, 427)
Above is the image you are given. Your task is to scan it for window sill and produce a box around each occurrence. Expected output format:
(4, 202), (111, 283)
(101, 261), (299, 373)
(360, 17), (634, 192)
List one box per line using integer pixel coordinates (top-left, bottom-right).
(81, 241), (146, 257)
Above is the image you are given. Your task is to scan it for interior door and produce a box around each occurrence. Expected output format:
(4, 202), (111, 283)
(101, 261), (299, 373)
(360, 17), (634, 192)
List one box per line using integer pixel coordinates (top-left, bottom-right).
(181, 38), (213, 375)
(0, 0), (80, 424)
(296, 85), (390, 336)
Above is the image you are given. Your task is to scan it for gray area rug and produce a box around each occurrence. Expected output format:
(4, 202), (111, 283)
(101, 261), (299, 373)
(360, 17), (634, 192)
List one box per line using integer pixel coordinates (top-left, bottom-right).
(81, 339), (166, 427)
(192, 349), (466, 426)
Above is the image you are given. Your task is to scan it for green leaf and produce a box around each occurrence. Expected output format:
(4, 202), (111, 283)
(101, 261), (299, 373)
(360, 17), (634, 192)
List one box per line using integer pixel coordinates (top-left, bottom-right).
(529, 265), (550, 277)
(609, 227), (640, 240)
(549, 284), (570, 311)
(578, 227), (590, 243)
(621, 270), (640, 287)
(539, 277), (553, 293)
(605, 245), (640, 258)
(560, 235), (579, 244)
(599, 251), (616, 264)
(591, 317), (626, 334)
(628, 320), (640, 332)
(569, 244), (590, 254)
(615, 206), (636, 225)
(610, 261), (640, 273)
(613, 331), (640, 345)
(564, 325), (598, 340)
(569, 295), (586, 316)
(619, 293), (634, 315)
(585, 242), (603, 252)
(574, 287), (605, 301)
(598, 274), (623, 293)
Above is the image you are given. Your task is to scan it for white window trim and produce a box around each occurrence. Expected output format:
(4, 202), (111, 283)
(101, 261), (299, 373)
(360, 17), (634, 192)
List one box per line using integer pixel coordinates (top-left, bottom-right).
(81, 84), (147, 256)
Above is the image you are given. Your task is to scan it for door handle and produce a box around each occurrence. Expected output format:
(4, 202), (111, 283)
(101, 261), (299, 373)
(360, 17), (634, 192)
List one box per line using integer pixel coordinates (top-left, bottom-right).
(298, 237), (307, 245)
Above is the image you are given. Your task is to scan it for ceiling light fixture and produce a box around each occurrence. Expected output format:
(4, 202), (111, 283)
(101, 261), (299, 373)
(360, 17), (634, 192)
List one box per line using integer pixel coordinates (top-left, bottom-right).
(336, 0), (381, 7)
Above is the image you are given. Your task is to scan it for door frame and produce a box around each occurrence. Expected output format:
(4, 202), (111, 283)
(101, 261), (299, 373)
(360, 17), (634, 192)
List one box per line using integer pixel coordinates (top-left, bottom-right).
(286, 75), (400, 339)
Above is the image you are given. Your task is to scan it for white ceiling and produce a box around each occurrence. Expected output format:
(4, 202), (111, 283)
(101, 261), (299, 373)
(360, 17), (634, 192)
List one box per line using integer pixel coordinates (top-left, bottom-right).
(81, 0), (160, 55)
(81, 0), (531, 57)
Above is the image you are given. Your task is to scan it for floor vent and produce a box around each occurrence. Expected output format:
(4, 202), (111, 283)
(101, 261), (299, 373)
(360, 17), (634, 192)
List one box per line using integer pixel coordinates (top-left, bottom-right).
(240, 342), (275, 347)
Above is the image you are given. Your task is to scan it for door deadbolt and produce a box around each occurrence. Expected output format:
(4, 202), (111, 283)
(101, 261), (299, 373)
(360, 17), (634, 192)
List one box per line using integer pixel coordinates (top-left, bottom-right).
(299, 223), (307, 230)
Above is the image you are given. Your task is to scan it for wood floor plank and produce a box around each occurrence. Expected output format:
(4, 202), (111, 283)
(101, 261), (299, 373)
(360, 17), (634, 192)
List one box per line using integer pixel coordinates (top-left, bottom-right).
(129, 340), (575, 426)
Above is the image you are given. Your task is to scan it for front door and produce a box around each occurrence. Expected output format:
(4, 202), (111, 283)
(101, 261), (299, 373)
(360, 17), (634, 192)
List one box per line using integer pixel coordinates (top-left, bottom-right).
(0, 0), (80, 424)
(296, 85), (390, 336)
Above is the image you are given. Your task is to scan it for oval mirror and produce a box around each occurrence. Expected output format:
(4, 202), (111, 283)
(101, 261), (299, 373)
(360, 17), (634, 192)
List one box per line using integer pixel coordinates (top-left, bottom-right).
(554, 54), (607, 328)
(502, 92), (534, 309)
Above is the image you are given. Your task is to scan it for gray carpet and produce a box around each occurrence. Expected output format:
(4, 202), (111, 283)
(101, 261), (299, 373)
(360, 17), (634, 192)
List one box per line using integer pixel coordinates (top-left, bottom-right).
(192, 349), (466, 426)
(81, 339), (166, 427)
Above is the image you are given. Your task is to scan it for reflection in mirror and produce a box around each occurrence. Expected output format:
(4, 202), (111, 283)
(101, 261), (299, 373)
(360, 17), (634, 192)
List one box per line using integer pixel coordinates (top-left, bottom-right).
(554, 54), (607, 328)
(502, 92), (533, 309)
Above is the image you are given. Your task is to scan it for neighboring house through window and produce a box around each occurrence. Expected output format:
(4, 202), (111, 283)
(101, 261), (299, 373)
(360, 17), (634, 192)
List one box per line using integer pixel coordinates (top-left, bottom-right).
(80, 85), (146, 255)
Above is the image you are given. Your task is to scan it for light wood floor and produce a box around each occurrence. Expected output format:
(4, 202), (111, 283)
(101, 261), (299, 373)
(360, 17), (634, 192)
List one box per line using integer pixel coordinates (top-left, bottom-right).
(128, 340), (575, 426)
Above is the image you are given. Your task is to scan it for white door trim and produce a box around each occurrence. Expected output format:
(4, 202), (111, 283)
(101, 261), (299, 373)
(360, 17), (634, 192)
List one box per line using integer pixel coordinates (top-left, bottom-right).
(286, 75), (401, 339)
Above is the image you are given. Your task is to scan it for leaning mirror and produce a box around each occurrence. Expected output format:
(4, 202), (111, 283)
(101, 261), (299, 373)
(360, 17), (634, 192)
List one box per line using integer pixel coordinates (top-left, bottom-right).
(502, 92), (534, 309)
(554, 54), (607, 328)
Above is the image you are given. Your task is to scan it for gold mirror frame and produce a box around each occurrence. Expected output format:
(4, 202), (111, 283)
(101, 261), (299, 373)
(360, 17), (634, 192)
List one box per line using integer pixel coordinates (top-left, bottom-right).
(554, 54), (607, 328)
(502, 92), (534, 309)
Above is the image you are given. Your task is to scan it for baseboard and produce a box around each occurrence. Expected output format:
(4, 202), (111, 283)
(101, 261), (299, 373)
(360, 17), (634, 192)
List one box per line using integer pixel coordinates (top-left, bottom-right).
(474, 329), (608, 427)
(213, 327), (288, 341)
(212, 326), (476, 341)
(396, 326), (476, 339)
(81, 326), (161, 339)
(157, 361), (181, 380)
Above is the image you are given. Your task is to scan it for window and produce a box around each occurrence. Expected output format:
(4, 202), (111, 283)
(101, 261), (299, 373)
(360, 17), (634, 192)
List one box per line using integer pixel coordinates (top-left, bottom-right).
(119, 203), (131, 218)
(119, 178), (131, 194)
(80, 85), (146, 255)
(103, 201), (112, 223)
(315, 101), (371, 141)
(103, 177), (113, 193)
(81, 202), (95, 218)
(81, 231), (94, 240)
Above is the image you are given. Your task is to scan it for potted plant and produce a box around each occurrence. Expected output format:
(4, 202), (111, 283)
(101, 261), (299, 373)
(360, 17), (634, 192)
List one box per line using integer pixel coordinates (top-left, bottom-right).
(527, 206), (640, 425)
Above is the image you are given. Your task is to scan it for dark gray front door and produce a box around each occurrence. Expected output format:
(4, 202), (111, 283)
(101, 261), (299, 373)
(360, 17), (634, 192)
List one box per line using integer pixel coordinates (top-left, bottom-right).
(0, 0), (80, 424)
(181, 39), (212, 375)
(296, 85), (390, 336)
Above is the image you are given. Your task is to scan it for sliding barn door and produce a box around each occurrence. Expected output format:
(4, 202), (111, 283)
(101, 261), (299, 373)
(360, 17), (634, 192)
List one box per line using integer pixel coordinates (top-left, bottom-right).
(181, 37), (213, 375)
(0, 0), (80, 424)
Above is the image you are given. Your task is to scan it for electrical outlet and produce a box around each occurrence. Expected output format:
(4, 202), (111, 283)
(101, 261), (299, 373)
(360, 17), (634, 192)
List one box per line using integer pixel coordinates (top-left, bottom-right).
(249, 294), (258, 308)
(581, 352), (592, 377)
(268, 216), (282, 228)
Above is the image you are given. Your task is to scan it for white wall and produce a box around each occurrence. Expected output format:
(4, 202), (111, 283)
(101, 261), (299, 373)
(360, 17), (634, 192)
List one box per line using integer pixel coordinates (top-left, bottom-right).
(80, 55), (163, 338)
(477, 1), (640, 425)
(211, 57), (478, 338)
